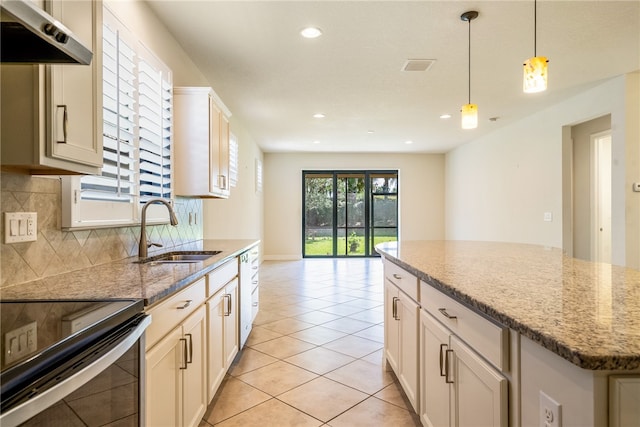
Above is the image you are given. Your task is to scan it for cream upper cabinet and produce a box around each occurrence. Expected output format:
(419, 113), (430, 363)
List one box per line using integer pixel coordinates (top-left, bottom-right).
(174, 87), (232, 198)
(0, 0), (102, 175)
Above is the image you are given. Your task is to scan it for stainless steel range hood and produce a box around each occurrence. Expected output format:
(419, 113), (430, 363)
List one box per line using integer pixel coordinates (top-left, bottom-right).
(1, 0), (92, 64)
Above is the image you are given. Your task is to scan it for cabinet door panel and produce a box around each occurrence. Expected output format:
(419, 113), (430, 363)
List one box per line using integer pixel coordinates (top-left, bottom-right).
(207, 290), (226, 402)
(224, 279), (239, 367)
(49, 0), (102, 167)
(420, 310), (451, 427)
(398, 291), (419, 412)
(384, 279), (400, 372)
(209, 98), (222, 194)
(451, 336), (507, 427)
(182, 308), (207, 427)
(146, 327), (182, 427)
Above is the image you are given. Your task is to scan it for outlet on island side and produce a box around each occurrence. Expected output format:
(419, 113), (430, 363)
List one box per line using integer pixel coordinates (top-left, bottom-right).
(539, 391), (562, 427)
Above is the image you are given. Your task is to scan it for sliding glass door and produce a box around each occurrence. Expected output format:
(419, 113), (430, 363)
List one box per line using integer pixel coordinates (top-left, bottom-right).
(303, 170), (398, 257)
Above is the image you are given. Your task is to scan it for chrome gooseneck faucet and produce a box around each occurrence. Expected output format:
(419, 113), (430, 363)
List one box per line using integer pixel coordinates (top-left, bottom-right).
(138, 198), (179, 258)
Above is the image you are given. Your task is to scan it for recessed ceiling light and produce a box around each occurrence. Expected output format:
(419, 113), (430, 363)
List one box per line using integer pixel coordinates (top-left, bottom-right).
(367, 130), (375, 134)
(405, 140), (414, 145)
(301, 27), (322, 38)
(440, 114), (452, 119)
(313, 113), (325, 118)
(313, 140), (321, 144)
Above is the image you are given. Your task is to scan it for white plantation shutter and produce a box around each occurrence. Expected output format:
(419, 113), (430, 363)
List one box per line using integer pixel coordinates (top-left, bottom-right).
(62, 6), (174, 229)
(229, 133), (238, 187)
(81, 10), (137, 202)
(138, 45), (172, 202)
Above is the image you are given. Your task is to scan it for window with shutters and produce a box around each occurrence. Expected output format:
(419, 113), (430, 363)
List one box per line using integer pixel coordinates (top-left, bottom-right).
(229, 133), (238, 187)
(62, 6), (173, 229)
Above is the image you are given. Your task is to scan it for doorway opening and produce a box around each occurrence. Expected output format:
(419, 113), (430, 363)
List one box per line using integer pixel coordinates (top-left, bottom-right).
(302, 170), (398, 257)
(563, 114), (612, 262)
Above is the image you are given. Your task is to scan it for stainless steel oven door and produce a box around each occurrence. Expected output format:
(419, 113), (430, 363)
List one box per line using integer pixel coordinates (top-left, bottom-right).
(1, 315), (150, 427)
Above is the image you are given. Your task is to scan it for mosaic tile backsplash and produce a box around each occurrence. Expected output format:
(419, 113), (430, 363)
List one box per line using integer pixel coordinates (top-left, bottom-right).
(1, 172), (203, 289)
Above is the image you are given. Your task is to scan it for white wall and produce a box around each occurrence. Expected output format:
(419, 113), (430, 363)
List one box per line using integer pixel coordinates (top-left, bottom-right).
(202, 117), (264, 243)
(105, 0), (208, 86)
(445, 74), (640, 268)
(263, 153), (445, 259)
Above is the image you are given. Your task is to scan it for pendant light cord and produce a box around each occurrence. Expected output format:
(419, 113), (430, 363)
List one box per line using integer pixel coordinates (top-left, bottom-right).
(534, 0), (537, 56)
(467, 17), (471, 104)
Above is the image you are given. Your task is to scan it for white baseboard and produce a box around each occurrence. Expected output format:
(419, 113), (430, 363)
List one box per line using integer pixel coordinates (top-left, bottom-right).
(263, 254), (303, 261)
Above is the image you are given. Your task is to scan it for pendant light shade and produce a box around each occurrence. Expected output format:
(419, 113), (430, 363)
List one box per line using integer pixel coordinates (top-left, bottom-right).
(460, 11), (478, 130)
(523, 0), (549, 93)
(523, 56), (548, 93)
(461, 103), (478, 130)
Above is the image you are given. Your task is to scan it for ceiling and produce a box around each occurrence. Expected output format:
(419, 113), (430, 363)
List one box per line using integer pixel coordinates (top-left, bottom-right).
(146, 1), (640, 154)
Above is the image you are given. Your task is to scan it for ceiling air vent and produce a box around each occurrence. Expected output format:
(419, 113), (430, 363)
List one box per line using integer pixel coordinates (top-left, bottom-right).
(402, 59), (435, 72)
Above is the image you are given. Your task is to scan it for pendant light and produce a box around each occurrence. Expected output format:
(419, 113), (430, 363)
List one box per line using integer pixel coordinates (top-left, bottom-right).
(523, 0), (549, 93)
(460, 11), (478, 130)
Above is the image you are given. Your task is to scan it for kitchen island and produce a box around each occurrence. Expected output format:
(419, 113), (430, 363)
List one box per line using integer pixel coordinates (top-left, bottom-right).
(376, 240), (640, 427)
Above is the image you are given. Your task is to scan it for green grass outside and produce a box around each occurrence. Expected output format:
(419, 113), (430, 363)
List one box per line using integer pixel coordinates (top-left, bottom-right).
(304, 236), (397, 256)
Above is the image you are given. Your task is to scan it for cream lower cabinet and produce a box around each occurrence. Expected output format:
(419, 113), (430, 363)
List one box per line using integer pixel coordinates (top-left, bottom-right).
(145, 278), (207, 427)
(206, 259), (240, 402)
(420, 285), (508, 427)
(383, 262), (420, 412)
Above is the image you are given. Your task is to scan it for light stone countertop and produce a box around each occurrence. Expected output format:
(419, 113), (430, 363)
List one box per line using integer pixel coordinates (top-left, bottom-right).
(0, 239), (259, 307)
(375, 240), (640, 371)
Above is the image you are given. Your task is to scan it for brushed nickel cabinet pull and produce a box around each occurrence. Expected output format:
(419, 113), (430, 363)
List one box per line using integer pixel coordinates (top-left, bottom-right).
(252, 302), (258, 307)
(179, 338), (188, 369)
(185, 333), (193, 364)
(223, 294), (231, 316)
(56, 105), (68, 143)
(445, 349), (454, 384)
(392, 297), (399, 320)
(393, 273), (402, 280)
(177, 300), (192, 310)
(439, 343), (448, 377)
(438, 308), (457, 320)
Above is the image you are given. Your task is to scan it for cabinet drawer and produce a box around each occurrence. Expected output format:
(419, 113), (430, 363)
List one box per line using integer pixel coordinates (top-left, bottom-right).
(420, 282), (508, 371)
(207, 258), (238, 297)
(385, 260), (419, 301)
(146, 278), (206, 349)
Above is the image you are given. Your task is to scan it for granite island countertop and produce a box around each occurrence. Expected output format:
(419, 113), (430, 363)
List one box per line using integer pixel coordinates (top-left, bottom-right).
(0, 239), (259, 306)
(375, 240), (640, 371)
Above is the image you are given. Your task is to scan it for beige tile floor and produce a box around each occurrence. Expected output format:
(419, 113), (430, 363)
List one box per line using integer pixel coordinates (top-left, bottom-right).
(199, 258), (422, 427)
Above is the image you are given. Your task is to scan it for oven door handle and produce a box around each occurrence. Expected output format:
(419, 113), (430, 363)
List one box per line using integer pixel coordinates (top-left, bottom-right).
(0, 315), (151, 427)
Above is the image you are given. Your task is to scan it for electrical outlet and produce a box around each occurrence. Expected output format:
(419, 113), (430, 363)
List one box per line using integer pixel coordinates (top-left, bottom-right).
(539, 391), (561, 427)
(4, 321), (38, 366)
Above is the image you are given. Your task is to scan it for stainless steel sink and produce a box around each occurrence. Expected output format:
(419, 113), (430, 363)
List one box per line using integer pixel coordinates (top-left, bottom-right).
(135, 251), (222, 264)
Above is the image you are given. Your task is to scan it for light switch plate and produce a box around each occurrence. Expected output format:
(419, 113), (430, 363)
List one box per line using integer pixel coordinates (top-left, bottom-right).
(4, 212), (37, 243)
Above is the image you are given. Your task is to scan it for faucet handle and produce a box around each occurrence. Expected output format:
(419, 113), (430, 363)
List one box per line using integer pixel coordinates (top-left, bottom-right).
(148, 242), (163, 249)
